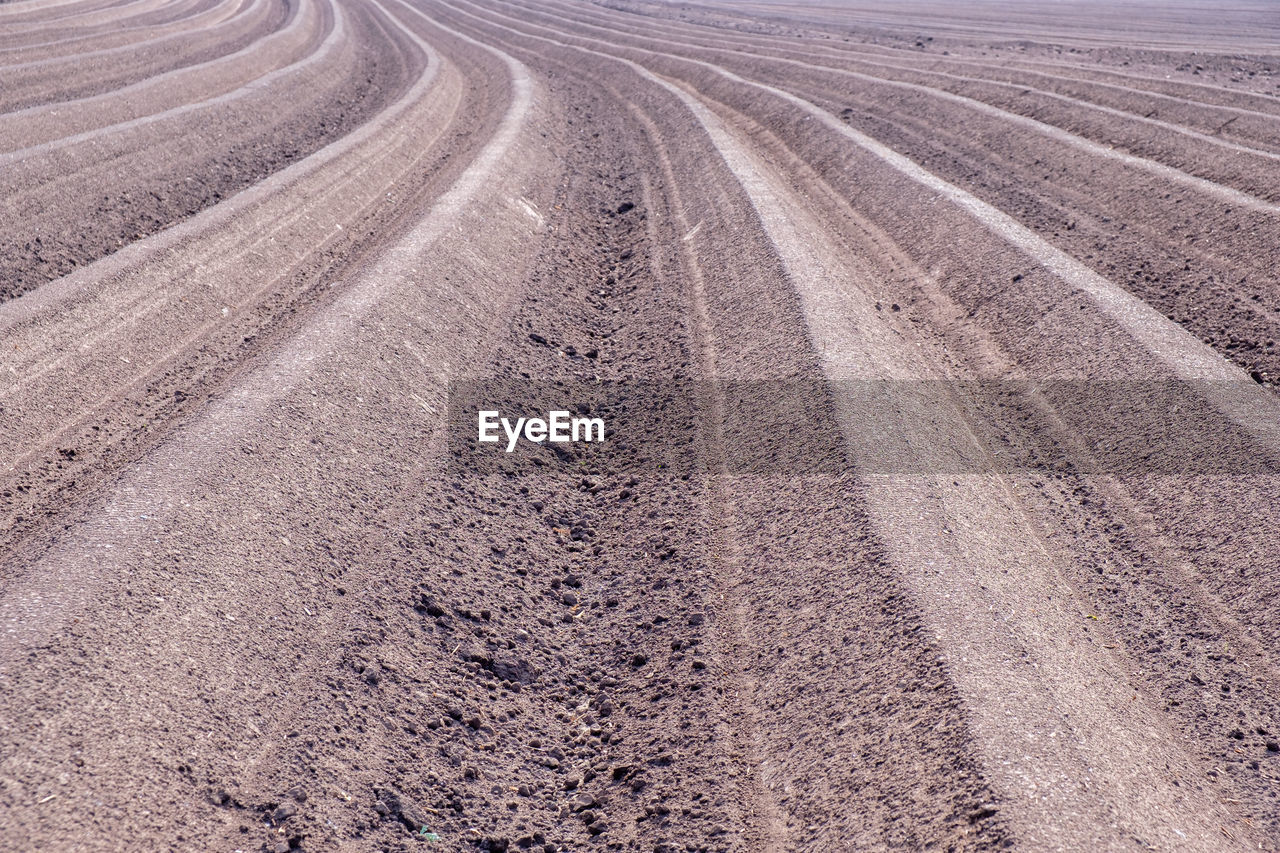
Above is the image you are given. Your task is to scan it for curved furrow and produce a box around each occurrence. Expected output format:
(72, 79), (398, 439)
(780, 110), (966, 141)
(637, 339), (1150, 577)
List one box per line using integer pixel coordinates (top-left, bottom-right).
(803, 58), (1280, 161)
(182, 3), (1011, 848)
(809, 47), (1280, 134)
(3, 1), (1280, 851)
(523, 0), (1280, 166)
(430, 1), (1280, 846)
(594, 0), (1280, 119)
(412, 2), (1248, 849)
(668, 31), (1280, 157)
(0, 0), (113, 15)
(698, 0), (1280, 51)
(0, 3), (554, 849)
(790, 39), (1280, 123)
(0, 0), (244, 64)
(631, 54), (1280, 753)
(0, 0), (423, 302)
(0, 0), (181, 41)
(0, 0), (278, 110)
(0, 0), (341, 166)
(0, 0), (325, 154)
(464, 0), (1280, 498)
(945, 54), (1280, 114)
(496, 0), (1280, 211)
(445, 0), (1280, 392)
(652, 81), (1280, 852)
(729, 65), (1280, 381)
(0, 0), (435, 481)
(0, 0), (442, 664)
(0, 0), (219, 55)
(0, 0), (133, 23)
(429, 0), (1280, 582)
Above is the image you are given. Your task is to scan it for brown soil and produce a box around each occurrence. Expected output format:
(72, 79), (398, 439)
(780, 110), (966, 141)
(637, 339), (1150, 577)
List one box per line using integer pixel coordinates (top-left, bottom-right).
(3, 0), (1280, 851)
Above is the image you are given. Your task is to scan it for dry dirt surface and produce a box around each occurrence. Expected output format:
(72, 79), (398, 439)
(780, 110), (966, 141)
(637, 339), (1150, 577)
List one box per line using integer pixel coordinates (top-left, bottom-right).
(4, 0), (1280, 850)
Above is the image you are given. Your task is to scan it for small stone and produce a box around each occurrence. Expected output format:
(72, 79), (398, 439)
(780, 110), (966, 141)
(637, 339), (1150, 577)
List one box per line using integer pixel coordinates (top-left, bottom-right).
(562, 592), (578, 607)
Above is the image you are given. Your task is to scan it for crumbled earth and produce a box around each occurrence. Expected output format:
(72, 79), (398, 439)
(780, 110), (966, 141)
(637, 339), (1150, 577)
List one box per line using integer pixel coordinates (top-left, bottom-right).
(4, 0), (1280, 851)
